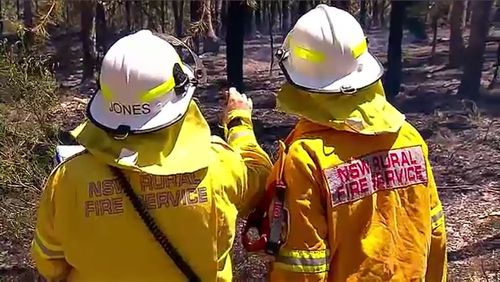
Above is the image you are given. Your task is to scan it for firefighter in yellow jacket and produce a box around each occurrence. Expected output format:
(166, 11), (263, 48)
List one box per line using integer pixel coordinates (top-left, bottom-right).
(31, 30), (272, 281)
(259, 5), (447, 281)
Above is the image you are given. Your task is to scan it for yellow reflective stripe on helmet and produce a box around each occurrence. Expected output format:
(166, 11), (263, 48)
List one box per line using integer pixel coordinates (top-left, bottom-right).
(352, 39), (368, 58)
(100, 83), (114, 101)
(290, 40), (326, 63)
(140, 75), (176, 103)
(431, 203), (445, 230)
(33, 230), (65, 259)
(100, 77), (176, 103)
(275, 249), (330, 273)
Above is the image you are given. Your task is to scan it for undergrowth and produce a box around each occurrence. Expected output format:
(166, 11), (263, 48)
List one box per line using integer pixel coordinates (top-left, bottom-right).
(0, 40), (60, 263)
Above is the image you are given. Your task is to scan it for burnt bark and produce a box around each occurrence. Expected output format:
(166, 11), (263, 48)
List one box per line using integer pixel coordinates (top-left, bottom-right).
(360, 0), (367, 27)
(372, 0), (379, 26)
(255, 0), (262, 33)
(95, 1), (107, 55)
(271, 1), (279, 32)
(298, 0), (308, 17)
(380, 0), (385, 26)
(458, 0), (494, 99)
(449, 0), (465, 68)
(172, 0), (184, 37)
(81, 0), (96, 80)
(226, 0), (246, 91)
(125, 1), (131, 31)
(134, 1), (142, 28)
(282, 0), (291, 32)
(384, 0), (406, 100)
(203, 0), (220, 53)
(338, 0), (350, 11)
(216, 0), (223, 36)
(22, 0), (34, 46)
(190, 0), (201, 53)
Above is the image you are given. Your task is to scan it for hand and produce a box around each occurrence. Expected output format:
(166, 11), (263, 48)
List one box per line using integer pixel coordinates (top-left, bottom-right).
(222, 87), (253, 123)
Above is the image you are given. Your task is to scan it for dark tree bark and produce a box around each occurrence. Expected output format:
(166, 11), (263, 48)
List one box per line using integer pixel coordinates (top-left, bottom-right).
(372, 0), (379, 26)
(255, 0), (262, 33)
(95, 1), (107, 55)
(216, 0), (224, 36)
(172, 0), (184, 37)
(22, 0), (34, 46)
(245, 8), (254, 38)
(271, 1), (279, 32)
(261, 1), (269, 34)
(226, 0), (246, 91)
(125, 1), (131, 31)
(146, 1), (157, 30)
(380, 0), (385, 26)
(203, 0), (220, 53)
(458, 0), (494, 99)
(160, 1), (166, 32)
(449, 0), (465, 68)
(298, 0), (308, 17)
(360, 0), (367, 27)
(190, 0), (201, 53)
(81, 1), (96, 80)
(384, 0), (406, 100)
(282, 0), (291, 32)
(134, 1), (142, 28)
(338, 0), (350, 11)
(17, 0), (20, 19)
(465, 0), (471, 26)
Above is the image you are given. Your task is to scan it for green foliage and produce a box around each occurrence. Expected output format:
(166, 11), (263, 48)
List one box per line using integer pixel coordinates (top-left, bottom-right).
(0, 41), (60, 245)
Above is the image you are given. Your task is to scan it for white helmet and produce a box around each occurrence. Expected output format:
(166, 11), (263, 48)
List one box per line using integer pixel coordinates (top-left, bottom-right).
(87, 30), (204, 136)
(277, 4), (383, 93)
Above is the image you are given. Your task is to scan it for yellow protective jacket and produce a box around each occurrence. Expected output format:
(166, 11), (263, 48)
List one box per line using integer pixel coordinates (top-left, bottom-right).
(268, 119), (447, 282)
(32, 107), (272, 282)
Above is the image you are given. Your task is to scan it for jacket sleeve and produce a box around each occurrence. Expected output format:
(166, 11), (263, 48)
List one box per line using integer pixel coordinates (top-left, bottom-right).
(423, 143), (447, 282)
(224, 109), (272, 216)
(269, 142), (329, 281)
(31, 168), (71, 281)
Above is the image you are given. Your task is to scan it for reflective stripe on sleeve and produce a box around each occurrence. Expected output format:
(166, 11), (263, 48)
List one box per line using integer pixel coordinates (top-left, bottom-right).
(431, 203), (445, 230)
(227, 128), (253, 144)
(275, 249), (330, 273)
(33, 230), (65, 259)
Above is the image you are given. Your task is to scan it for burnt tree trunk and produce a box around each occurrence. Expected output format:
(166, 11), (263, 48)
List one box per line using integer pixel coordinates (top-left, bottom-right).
(384, 0), (406, 100)
(255, 0), (262, 33)
(190, 0), (201, 53)
(298, 0), (308, 17)
(465, 0), (472, 26)
(22, 0), (34, 47)
(282, 0), (291, 32)
(81, 1), (96, 80)
(271, 1), (279, 32)
(95, 1), (107, 57)
(125, 1), (131, 31)
(449, 0), (465, 68)
(203, 0), (220, 53)
(160, 1), (166, 32)
(360, 0), (367, 27)
(372, 0), (379, 26)
(380, 0), (385, 26)
(338, 0), (350, 11)
(226, 0), (246, 91)
(172, 0), (184, 37)
(216, 0), (223, 36)
(134, 1), (142, 28)
(458, 0), (494, 99)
